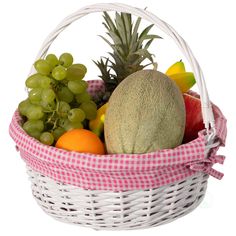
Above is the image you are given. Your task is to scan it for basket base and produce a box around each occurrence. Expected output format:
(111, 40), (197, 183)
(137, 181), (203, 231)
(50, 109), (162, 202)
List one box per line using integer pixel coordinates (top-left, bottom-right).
(26, 166), (208, 230)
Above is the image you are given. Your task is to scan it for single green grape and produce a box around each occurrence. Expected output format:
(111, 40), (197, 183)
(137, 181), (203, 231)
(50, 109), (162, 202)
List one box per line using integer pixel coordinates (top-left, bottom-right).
(23, 120), (44, 133)
(66, 64), (86, 81)
(57, 86), (74, 103)
(34, 59), (52, 75)
(39, 76), (51, 88)
(52, 127), (65, 141)
(75, 92), (91, 104)
(59, 53), (73, 68)
(46, 54), (59, 68)
(58, 101), (71, 118)
(72, 63), (87, 74)
(18, 99), (31, 116)
(41, 88), (56, 103)
(80, 101), (97, 120)
(52, 65), (67, 81)
(29, 88), (42, 104)
(40, 132), (54, 145)
(26, 104), (44, 120)
(25, 74), (40, 88)
(68, 108), (86, 123)
(68, 80), (86, 94)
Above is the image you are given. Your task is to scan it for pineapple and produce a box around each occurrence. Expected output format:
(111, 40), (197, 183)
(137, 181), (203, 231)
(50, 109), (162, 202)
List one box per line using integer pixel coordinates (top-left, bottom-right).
(94, 12), (161, 105)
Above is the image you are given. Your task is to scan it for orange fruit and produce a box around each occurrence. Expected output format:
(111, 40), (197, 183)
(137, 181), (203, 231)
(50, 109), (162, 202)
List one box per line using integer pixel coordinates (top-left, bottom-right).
(55, 129), (105, 155)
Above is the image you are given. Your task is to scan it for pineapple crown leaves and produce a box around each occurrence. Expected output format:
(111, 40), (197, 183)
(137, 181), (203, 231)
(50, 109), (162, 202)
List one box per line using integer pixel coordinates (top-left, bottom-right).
(95, 11), (162, 90)
(101, 12), (161, 65)
(93, 58), (117, 91)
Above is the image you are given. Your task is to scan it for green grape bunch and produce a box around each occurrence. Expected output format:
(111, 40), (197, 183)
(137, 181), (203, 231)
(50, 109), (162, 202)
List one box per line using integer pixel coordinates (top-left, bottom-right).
(18, 53), (97, 146)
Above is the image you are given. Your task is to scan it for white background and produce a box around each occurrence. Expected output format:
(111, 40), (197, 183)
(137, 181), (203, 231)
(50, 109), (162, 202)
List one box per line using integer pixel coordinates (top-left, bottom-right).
(1, 0), (235, 235)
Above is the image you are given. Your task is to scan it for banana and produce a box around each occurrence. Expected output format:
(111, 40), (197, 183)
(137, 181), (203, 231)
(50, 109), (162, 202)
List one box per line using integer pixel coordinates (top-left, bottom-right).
(166, 60), (185, 76)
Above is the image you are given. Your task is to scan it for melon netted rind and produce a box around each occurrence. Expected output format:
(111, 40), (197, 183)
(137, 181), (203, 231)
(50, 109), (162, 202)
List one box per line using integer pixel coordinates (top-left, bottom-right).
(104, 69), (186, 154)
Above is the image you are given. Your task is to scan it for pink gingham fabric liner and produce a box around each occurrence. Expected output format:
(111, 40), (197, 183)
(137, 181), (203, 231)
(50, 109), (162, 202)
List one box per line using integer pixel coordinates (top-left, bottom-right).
(9, 80), (227, 191)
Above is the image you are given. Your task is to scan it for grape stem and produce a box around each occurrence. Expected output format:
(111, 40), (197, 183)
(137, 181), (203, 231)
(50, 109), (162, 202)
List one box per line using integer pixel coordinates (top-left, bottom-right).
(46, 113), (55, 124)
(55, 98), (60, 112)
(47, 97), (60, 129)
(44, 110), (56, 113)
(53, 118), (59, 129)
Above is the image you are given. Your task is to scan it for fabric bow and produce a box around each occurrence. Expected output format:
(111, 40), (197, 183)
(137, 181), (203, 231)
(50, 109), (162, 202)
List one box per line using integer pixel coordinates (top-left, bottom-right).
(187, 155), (225, 180)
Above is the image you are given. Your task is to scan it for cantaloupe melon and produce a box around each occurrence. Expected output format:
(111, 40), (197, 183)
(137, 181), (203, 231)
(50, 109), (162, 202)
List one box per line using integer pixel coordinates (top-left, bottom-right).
(104, 69), (185, 154)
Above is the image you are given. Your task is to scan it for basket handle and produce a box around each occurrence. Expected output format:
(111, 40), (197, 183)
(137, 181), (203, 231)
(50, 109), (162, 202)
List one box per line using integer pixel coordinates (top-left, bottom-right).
(29, 2), (216, 141)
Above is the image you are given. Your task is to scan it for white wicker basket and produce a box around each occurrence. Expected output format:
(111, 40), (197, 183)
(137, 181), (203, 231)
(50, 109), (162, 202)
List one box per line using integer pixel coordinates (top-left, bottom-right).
(27, 167), (208, 230)
(15, 3), (223, 230)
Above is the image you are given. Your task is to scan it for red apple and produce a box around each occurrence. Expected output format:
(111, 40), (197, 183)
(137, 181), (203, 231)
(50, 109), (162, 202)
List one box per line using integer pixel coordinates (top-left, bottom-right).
(183, 94), (205, 143)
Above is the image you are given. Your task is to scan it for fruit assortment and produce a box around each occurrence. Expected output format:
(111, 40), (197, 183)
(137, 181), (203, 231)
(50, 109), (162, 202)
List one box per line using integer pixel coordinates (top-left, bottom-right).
(18, 12), (204, 155)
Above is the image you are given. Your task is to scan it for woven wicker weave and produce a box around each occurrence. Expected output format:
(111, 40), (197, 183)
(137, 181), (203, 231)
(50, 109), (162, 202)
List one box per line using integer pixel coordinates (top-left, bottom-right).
(10, 3), (227, 231)
(27, 167), (208, 230)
